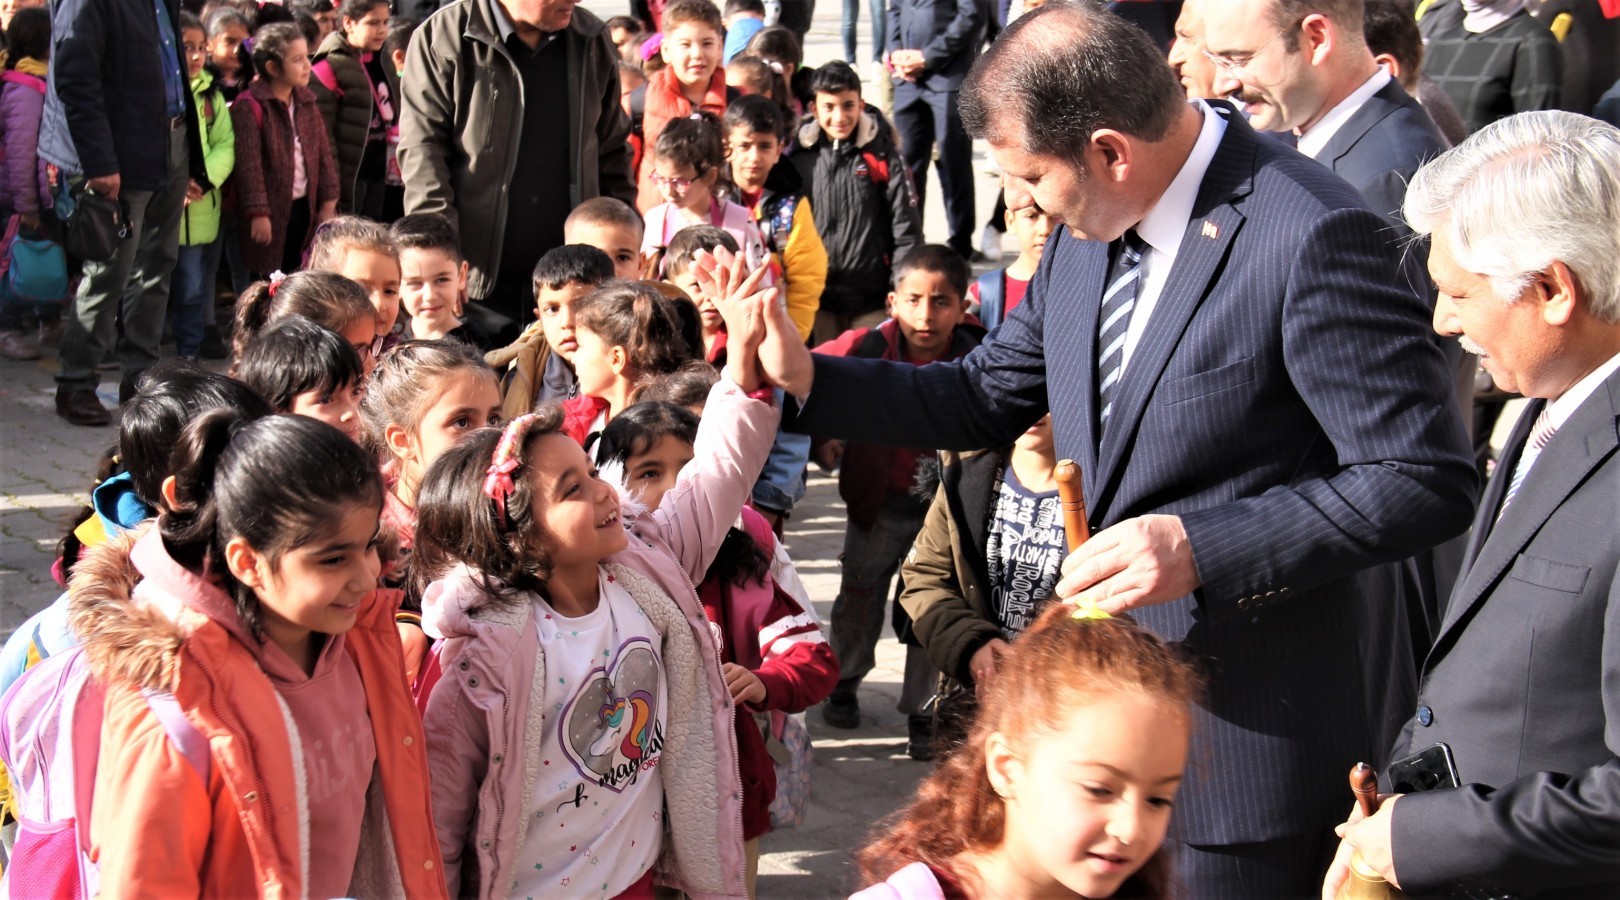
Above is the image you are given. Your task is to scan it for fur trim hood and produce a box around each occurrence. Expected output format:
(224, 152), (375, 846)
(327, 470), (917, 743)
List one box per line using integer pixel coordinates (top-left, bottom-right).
(68, 524), (187, 694)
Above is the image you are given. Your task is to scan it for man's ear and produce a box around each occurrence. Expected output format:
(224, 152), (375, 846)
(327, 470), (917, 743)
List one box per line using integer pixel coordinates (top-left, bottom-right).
(1538, 260), (1581, 327)
(1373, 52), (1402, 84)
(1091, 129), (1133, 183)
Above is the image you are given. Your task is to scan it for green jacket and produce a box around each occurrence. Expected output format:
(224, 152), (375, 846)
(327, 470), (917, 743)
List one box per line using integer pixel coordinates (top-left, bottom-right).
(397, 0), (635, 299)
(899, 448), (1010, 687)
(310, 31), (376, 212)
(180, 69), (235, 247)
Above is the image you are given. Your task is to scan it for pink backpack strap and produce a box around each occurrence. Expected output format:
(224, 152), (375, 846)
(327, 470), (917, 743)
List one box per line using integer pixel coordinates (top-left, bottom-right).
(311, 59), (342, 97)
(739, 505), (776, 556)
(0, 70), (46, 94)
(69, 661), (105, 855)
(141, 689), (211, 787)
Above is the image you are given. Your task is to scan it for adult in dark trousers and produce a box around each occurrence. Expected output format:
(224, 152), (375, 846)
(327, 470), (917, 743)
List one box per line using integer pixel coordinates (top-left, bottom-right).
(754, 3), (1476, 896)
(42, 0), (208, 426)
(398, 0), (634, 344)
(1327, 110), (1620, 900)
(886, 0), (984, 260)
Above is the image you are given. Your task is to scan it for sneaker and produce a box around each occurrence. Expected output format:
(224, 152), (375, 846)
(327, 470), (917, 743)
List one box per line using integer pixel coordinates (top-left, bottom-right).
(906, 714), (935, 762)
(821, 691), (860, 729)
(199, 325), (228, 360)
(55, 387), (111, 426)
(37, 320), (63, 346)
(0, 329), (39, 360)
(979, 224), (1003, 262)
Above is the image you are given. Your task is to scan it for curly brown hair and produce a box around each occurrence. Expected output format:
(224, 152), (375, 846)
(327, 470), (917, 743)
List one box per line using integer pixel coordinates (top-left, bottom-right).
(857, 604), (1204, 897)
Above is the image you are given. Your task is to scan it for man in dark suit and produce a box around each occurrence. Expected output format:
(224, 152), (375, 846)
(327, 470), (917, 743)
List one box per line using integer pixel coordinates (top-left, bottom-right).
(749, 3), (1477, 896)
(1205, 0), (1464, 648)
(1326, 110), (1620, 900)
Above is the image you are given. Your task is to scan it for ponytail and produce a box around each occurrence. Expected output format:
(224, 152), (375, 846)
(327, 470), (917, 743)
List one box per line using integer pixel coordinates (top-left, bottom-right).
(230, 270), (376, 375)
(574, 282), (697, 387)
(231, 280), (277, 370)
(158, 412), (384, 640)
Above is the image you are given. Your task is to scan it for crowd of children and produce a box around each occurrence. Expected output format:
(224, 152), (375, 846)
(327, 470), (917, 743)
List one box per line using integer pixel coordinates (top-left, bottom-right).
(0, 0), (1199, 896)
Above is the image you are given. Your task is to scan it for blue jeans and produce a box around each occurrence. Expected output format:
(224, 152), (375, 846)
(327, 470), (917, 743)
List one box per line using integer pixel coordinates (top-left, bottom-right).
(844, 0), (889, 62)
(752, 405), (811, 514)
(171, 238), (222, 357)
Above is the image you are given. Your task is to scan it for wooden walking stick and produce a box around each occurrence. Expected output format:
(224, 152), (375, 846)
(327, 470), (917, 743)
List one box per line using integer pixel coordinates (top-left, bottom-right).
(1337, 763), (1401, 899)
(1054, 459), (1091, 553)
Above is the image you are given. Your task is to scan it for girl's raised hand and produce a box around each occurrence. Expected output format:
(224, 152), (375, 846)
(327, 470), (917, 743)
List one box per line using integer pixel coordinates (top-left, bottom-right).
(693, 246), (775, 392)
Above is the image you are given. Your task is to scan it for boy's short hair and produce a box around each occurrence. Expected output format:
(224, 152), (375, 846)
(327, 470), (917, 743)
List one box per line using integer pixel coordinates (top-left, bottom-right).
(892, 244), (970, 300)
(662, 0), (724, 35)
(236, 316), (366, 412)
(122, 361), (273, 504)
(811, 60), (862, 97)
(723, 0), (765, 16)
(566, 197), (645, 239)
(382, 16), (419, 60)
(664, 225), (739, 279)
(1362, 0), (1423, 87)
(722, 87), (787, 139)
(389, 212), (461, 262)
(532, 245), (616, 292)
(605, 14), (641, 33)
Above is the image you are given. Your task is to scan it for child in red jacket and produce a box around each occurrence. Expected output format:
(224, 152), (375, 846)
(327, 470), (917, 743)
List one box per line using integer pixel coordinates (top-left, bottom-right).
(811, 244), (983, 759)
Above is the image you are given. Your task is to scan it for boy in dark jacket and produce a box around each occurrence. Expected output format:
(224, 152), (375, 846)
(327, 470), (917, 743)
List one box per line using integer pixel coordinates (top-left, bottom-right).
(792, 61), (922, 346)
(811, 244), (982, 759)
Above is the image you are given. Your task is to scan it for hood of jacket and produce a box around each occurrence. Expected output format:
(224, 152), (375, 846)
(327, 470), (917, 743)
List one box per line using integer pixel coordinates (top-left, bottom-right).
(797, 103), (886, 153)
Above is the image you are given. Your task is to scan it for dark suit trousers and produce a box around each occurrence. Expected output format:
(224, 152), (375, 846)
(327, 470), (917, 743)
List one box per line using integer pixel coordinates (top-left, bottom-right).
(892, 80), (974, 258)
(1172, 831), (1339, 899)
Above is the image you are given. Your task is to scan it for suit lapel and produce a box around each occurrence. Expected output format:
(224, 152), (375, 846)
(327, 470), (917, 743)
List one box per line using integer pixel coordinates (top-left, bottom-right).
(1456, 399), (1540, 573)
(1047, 227), (1108, 500)
(1436, 385), (1620, 647)
(1093, 112), (1254, 511)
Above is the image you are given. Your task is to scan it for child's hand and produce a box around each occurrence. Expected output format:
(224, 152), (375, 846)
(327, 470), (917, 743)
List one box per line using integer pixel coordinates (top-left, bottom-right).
(722, 662), (768, 706)
(250, 216), (272, 244)
(695, 245), (774, 391)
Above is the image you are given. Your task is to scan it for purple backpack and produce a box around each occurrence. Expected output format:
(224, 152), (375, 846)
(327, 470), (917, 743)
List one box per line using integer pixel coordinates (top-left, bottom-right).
(0, 645), (208, 899)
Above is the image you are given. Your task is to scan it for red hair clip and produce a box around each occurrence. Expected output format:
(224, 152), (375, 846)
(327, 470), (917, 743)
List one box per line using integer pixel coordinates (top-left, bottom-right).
(484, 413), (541, 529)
(267, 270), (287, 297)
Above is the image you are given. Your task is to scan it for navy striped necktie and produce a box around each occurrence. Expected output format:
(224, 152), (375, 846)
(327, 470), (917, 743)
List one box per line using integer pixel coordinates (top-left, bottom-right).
(1098, 230), (1148, 430)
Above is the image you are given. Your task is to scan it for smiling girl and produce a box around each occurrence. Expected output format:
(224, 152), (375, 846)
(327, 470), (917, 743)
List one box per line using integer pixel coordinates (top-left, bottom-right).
(70, 413), (444, 896)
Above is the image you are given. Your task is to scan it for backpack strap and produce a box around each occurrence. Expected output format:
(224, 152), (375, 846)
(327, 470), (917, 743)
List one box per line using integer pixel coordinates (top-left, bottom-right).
(976, 269), (1005, 331)
(311, 59), (342, 97)
(738, 505), (777, 557)
(141, 688), (211, 789)
(0, 71), (45, 94)
(629, 82), (647, 138)
(69, 660), (105, 855)
(234, 91), (265, 128)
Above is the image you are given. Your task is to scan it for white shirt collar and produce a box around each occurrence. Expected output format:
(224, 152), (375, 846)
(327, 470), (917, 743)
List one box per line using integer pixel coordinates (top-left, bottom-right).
(1546, 350), (1620, 431)
(1296, 68), (1391, 159)
(1135, 101), (1228, 259)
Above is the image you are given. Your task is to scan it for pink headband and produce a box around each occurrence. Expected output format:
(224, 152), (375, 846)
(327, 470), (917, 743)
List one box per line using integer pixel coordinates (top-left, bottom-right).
(484, 414), (541, 529)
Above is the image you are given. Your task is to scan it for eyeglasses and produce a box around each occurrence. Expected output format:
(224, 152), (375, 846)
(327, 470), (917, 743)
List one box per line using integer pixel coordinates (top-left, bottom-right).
(353, 334), (386, 365)
(650, 172), (697, 192)
(1201, 21), (1300, 76)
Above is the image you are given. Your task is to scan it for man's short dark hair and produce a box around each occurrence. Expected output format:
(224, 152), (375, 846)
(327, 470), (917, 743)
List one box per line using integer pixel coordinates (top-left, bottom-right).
(390, 212), (461, 262)
(892, 244), (970, 300)
(532, 245), (615, 292)
(960, 3), (1184, 167)
(1362, 0), (1422, 85)
(810, 60), (862, 97)
(724, 0), (766, 16)
(665, 225), (739, 279)
(1273, 0), (1366, 49)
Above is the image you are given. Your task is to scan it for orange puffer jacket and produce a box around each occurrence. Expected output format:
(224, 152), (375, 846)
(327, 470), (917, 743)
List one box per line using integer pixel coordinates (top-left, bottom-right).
(69, 526), (447, 899)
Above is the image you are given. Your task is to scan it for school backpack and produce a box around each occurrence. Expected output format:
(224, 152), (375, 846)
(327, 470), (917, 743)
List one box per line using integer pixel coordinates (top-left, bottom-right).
(975, 270), (1006, 332)
(0, 645), (209, 900)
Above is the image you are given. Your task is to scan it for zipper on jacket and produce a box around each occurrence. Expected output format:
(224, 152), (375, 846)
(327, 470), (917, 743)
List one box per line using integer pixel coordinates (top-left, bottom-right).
(196, 650), (281, 887)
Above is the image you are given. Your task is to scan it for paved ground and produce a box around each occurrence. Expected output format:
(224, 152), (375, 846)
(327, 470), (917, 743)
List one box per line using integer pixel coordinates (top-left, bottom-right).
(0, 0), (1008, 894)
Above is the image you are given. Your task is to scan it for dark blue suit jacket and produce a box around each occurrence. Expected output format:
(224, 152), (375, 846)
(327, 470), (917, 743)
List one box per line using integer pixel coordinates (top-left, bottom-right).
(789, 104), (1477, 843)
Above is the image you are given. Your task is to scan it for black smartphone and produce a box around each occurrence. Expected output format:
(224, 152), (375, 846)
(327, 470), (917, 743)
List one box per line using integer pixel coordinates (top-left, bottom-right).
(1388, 742), (1461, 793)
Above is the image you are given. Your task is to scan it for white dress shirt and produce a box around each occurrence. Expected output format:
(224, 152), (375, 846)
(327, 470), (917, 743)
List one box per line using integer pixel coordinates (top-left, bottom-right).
(1118, 101), (1228, 374)
(1544, 350), (1620, 434)
(1296, 68), (1392, 160)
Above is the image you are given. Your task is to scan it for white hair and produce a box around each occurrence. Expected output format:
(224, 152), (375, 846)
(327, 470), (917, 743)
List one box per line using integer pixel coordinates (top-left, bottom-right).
(1405, 110), (1620, 323)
